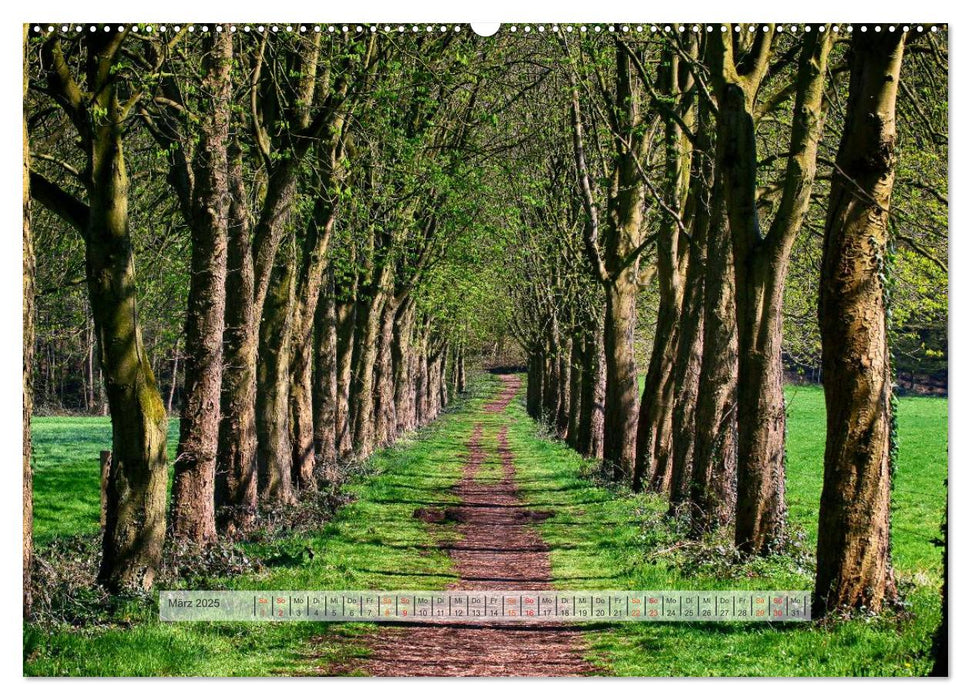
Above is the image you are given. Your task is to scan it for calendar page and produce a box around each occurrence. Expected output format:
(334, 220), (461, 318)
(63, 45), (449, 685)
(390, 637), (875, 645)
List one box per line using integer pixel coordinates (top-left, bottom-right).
(19, 9), (948, 681)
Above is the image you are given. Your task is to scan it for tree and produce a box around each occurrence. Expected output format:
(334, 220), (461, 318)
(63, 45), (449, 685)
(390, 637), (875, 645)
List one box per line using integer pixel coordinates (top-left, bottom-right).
(563, 36), (653, 480)
(23, 24), (35, 617)
(634, 40), (694, 494)
(153, 29), (234, 542)
(30, 29), (169, 590)
(813, 26), (907, 616)
(708, 25), (834, 553)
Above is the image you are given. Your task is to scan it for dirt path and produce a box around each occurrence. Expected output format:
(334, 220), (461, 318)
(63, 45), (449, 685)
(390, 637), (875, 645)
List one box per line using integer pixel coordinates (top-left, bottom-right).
(326, 374), (599, 677)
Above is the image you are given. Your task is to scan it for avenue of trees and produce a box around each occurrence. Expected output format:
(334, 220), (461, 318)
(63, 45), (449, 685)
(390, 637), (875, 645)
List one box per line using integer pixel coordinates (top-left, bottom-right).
(23, 24), (946, 620)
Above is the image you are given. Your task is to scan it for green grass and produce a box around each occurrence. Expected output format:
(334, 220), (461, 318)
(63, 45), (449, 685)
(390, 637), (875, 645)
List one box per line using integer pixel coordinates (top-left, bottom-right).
(30, 417), (179, 543)
(25, 374), (947, 676)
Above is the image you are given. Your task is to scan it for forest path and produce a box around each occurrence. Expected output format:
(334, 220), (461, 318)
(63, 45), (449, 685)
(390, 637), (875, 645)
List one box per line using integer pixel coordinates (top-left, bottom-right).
(320, 374), (600, 677)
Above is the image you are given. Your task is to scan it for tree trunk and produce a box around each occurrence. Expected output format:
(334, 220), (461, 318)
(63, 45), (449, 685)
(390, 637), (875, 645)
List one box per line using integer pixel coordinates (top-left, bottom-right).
(90, 117), (169, 593)
(539, 321), (559, 426)
(457, 348), (466, 393)
(393, 300), (417, 433)
(601, 277), (639, 480)
(414, 339), (429, 426)
(526, 348), (543, 419)
(375, 297), (401, 446)
(668, 104), (715, 510)
(567, 337), (582, 448)
(733, 258), (789, 552)
(312, 267), (339, 482)
(31, 33), (169, 592)
(634, 60), (691, 493)
(575, 329), (594, 456)
(574, 321), (607, 461)
(23, 25), (34, 615)
(556, 336), (572, 438)
(256, 234), (296, 505)
(167, 346), (179, 414)
(710, 29), (833, 553)
(290, 191), (338, 491)
(351, 282), (388, 459)
(427, 348), (443, 419)
(170, 31), (232, 543)
(216, 145), (258, 532)
(86, 315), (96, 412)
(335, 293), (357, 459)
(668, 229), (708, 510)
(690, 190), (738, 535)
(634, 252), (683, 493)
(813, 28), (905, 616)
(437, 348), (449, 410)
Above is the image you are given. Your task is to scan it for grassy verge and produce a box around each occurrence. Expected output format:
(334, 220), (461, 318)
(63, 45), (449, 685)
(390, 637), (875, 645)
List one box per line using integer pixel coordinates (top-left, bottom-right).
(506, 381), (946, 676)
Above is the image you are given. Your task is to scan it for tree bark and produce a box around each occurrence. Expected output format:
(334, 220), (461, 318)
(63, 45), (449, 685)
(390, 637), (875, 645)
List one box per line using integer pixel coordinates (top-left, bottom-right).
(91, 117), (169, 591)
(635, 46), (693, 494)
(567, 337), (582, 448)
(393, 300), (417, 433)
(690, 187), (738, 534)
(565, 39), (649, 482)
(216, 145), (258, 531)
(375, 296), (401, 446)
(351, 275), (390, 458)
(415, 326), (430, 425)
(590, 324), (607, 460)
(668, 221), (708, 510)
(813, 28), (905, 616)
(170, 31), (232, 543)
(32, 32), (170, 592)
(23, 25), (34, 615)
(709, 27), (833, 553)
(312, 267), (339, 482)
(290, 188), (339, 491)
(601, 277), (639, 479)
(218, 32), (327, 516)
(556, 336), (572, 438)
(256, 234), (296, 505)
(335, 281), (358, 459)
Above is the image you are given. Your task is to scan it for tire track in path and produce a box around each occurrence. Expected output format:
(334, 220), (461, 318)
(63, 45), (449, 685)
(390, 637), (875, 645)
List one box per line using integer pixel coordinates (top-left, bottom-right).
(324, 374), (599, 677)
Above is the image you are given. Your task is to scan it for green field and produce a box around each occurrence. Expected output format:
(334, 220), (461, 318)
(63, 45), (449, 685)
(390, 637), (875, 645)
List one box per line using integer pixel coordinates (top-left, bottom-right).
(25, 374), (947, 676)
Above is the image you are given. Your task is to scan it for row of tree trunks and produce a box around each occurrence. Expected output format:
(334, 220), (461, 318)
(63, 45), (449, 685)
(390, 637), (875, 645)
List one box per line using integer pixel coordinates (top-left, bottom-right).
(564, 38), (652, 482)
(525, 311), (607, 463)
(525, 29), (904, 620)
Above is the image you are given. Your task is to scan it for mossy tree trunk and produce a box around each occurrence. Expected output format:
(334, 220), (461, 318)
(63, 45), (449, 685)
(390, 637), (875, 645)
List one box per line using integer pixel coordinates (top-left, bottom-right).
(32, 31), (168, 592)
